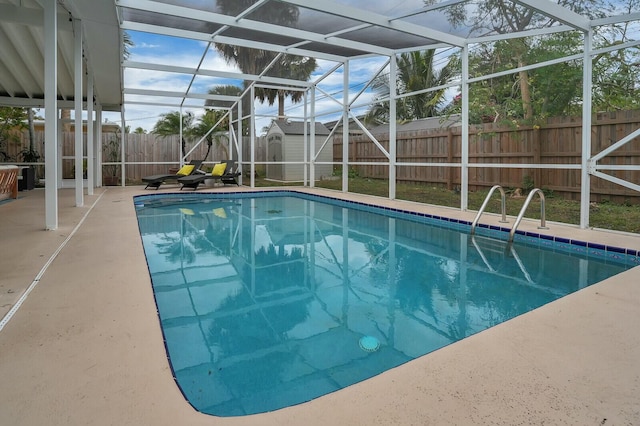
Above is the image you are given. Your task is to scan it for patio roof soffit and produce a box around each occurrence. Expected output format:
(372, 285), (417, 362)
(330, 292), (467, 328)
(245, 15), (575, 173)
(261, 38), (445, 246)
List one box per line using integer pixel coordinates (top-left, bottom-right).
(0, 96), (89, 110)
(0, 4), (73, 31)
(0, 3), (75, 101)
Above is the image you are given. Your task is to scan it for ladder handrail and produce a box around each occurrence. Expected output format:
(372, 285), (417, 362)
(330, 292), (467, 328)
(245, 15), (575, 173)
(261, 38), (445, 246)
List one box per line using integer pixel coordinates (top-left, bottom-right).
(508, 188), (548, 242)
(470, 185), (508, 235)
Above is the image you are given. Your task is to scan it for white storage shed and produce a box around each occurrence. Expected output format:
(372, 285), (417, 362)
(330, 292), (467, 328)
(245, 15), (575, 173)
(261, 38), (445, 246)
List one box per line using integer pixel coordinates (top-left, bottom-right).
(266, 120), (333, 181)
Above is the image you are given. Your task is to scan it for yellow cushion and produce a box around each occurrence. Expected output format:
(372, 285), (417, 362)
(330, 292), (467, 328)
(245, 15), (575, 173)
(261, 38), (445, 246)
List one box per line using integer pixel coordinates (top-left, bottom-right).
(213, 207), (227, 219)
(211, 162), (227, 177)
(177, 164), (195, 176)
(179, 208), (195, 216)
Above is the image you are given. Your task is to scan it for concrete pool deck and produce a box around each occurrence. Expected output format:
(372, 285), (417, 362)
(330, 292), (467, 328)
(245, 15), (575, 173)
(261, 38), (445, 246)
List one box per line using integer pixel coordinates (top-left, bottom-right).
(0, 186), (638, 425)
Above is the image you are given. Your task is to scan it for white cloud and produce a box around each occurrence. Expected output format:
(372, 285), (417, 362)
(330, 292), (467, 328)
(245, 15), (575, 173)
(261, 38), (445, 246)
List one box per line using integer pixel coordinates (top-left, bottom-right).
(121, 32), (385, 132)
(131, 42), (161, 49)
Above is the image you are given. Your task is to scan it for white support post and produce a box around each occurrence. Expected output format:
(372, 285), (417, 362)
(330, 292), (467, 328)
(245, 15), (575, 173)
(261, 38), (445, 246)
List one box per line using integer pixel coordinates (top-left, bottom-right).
(74, 19), (83, 207)
(120, 109), (126, 186)
(310, 87), (316, 188)
(250, 87), (256, 188)
(237, 99), (243, 185)
(57, 118), (63, 189)
(580, 29), (593, 228)
(95, 106), (102, 187)
(461, 44), (470, 211)
(44, 0), (58, 230)
(87, 72), (94, 195)
(389, 54), (397, 200)
(303, 91), (309, 186)
(342, 61), (349, 193)
(179, 107), (184, 166)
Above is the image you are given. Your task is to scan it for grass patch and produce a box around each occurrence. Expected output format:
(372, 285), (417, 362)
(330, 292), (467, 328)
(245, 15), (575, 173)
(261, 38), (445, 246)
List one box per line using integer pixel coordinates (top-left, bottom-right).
(278, 176), (640, 234)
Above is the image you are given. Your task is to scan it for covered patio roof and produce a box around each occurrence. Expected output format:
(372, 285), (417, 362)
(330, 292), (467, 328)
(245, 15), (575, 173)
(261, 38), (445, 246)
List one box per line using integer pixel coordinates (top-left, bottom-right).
(0, 0), (121, 110)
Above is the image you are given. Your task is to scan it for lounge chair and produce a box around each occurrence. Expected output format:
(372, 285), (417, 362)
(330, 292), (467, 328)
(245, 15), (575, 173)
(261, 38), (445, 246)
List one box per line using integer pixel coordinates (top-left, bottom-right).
(178, 160), (241, 190)
(142, 160), (203, 189)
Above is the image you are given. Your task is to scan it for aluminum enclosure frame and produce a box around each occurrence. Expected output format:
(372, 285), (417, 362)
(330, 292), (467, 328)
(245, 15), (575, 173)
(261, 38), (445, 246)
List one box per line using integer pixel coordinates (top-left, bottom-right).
(0, 0), (639, 230)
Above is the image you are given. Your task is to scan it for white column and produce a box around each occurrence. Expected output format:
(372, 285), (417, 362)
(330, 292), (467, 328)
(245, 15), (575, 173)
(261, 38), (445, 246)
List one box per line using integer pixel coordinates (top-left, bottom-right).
(179, 107), (184, 166)
(250, 87), (256, 188)
(303, 91), (309, 186)
(580, 30), (593, 228)
(95, 106), (103, 187)
(57, 115), (63, 189)
(237, 99), (243, 185)
(74, 19), (83, 206)
(44, 0), (58, 230)
(342, 61), (349, 193)
(310, 88), (316, 188)
(460, 44), (470, 211)
(87, 72), (94, 195)
(120, 108), (126, 186)
(389, 54), (397, 200)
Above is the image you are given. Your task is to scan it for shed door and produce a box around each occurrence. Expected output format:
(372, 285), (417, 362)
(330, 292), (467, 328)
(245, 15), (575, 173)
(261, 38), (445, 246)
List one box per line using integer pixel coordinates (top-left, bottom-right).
(267, 139), (283, 180)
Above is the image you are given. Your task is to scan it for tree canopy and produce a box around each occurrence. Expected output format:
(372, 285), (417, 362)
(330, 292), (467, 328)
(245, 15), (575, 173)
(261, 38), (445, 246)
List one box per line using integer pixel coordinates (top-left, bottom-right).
(0, 107), (28, 161)
(214, 0), (316, 119)
(365, 51), (460, 124)
(437, 0), (640, 125)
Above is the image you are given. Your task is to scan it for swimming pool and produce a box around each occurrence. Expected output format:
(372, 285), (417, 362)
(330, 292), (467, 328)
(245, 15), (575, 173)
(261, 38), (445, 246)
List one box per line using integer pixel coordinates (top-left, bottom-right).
(134, 191), (637, 417)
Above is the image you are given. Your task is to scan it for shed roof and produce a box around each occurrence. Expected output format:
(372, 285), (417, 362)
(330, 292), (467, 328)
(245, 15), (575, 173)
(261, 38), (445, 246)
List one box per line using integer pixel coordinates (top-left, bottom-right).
(271, 120), (331, 136)
(369, 115), (461, 134)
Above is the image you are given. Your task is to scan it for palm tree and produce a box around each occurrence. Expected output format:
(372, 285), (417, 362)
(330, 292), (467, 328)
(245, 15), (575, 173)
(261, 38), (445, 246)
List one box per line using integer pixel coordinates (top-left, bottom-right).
(365, 51), (460, 125)
(151, 111), (195, 158)
(122, 31), (134, 60)
(192, 110), (230, 161)
(214, 0), (315, 118)
(192, 85), (243, 160)
(257, 54), (317, 118)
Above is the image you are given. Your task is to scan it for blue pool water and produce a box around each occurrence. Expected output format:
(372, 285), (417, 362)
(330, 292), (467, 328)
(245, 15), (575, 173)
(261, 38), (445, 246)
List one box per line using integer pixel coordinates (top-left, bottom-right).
(134, 191), (637, 417)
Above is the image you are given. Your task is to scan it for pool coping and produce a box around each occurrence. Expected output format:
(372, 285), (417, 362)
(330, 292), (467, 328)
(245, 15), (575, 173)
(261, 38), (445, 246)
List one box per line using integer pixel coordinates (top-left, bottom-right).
(0, 186), (639, 425)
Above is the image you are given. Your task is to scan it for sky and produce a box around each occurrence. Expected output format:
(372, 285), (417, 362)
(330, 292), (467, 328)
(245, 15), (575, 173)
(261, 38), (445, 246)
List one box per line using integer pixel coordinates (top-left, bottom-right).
(105, 0), (640, 134)
(52, 0), (640, 135)
(104, 0), (466, 135)
(104, 30), (392, 135)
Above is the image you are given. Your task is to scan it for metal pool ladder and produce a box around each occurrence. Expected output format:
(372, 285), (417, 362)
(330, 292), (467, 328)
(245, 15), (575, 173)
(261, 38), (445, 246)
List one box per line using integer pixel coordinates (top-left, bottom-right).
(508, 188), (548, 242)
(471, 186), (549, 243)
(470, 185), (508, 236)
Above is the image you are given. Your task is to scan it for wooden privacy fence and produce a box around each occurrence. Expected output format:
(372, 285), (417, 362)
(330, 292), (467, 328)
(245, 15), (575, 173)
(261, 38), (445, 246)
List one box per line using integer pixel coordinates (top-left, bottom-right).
(334, 110), (640, 203)
(4, 132), (244, 182)
(4, 110), (638, 200)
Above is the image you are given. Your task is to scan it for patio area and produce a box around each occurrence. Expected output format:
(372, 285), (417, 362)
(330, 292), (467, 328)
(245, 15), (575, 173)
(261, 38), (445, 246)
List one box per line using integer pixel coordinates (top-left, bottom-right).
(0, 186), (639, 425)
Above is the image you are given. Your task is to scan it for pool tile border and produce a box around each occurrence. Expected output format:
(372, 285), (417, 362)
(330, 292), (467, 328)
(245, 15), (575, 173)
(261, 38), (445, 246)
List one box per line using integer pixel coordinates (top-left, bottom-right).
(133, 190), (639, 266)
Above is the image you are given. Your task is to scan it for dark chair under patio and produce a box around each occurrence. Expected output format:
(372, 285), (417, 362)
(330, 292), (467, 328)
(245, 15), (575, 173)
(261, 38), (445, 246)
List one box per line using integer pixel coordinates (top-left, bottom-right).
(178, 160), (241, 191)
(141, 160), (203, 189)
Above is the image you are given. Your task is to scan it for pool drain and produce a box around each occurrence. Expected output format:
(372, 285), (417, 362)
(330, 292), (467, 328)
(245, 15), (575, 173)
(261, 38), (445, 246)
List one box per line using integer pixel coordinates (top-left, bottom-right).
(359, 335), (380, 352)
